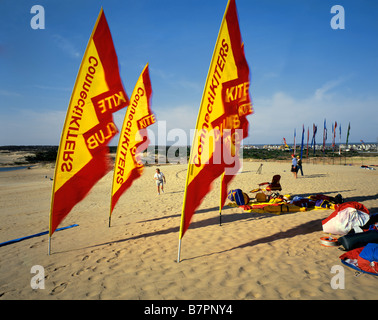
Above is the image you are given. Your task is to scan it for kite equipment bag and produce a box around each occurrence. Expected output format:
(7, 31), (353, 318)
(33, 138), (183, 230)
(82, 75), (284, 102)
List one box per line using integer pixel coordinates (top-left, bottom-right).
(228, 189), (249, 206)
(338, 230), (378, 251)
(340, 243), (378, 276)
(322, 201), (370, 235)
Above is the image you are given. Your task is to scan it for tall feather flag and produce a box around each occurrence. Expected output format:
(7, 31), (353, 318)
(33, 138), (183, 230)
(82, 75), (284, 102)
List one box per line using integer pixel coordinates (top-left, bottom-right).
(332, 121), (337, 151)
(339, 123), (342, 155)
(300, 124), (304, 159)
(346, 122), (351, 148)
(109, 64), (155, 226)
(283, 137), (291, 153)
(49, 9), (129, 253)
(178, 0), (253, 261)
(312, 123), (317, 155)
(323, 118), (327, 153)
(306, 126), (310, 158)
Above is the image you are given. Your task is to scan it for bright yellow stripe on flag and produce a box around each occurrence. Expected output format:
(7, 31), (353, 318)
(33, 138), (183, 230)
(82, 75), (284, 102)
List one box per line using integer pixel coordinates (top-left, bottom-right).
(186, 22), (236, 185)
(53, 40), (108, 192)
(180, 7), (233, 238)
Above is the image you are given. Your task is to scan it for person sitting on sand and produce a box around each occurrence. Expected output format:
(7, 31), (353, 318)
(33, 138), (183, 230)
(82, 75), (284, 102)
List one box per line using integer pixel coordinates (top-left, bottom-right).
(291, 154), (298, 179)
(154, 168), (166, 195)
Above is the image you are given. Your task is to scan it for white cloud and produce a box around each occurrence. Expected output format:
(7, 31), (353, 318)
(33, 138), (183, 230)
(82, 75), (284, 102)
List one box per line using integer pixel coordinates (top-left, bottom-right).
(0, 90), (21, 97)
(314, 78), (346, 101)
(2, 78), (376, 146)
(177, 79), (202, 92)
(112, 104), (198, 146)
(32, 85), (71, 92)
(149, 66), (175, 81)
(147, 105), (197, 146)
(0, 109), (65, 145)
(52, 34), (80, 59)
(249, 79), (378, 144)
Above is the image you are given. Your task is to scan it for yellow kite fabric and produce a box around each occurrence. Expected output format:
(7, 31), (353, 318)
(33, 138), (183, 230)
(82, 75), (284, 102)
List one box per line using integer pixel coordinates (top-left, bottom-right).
(49, 9), (128, 236)
(179, 0), (253, 239)
(110, 64), (155, 221)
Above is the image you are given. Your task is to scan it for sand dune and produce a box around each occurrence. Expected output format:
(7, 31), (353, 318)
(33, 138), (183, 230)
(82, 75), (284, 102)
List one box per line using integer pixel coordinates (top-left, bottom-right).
(0, 158), (377, 300)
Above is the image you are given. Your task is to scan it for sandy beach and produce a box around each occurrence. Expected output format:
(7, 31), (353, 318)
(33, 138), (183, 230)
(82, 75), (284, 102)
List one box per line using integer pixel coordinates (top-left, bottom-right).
(0, 153), (377, 300)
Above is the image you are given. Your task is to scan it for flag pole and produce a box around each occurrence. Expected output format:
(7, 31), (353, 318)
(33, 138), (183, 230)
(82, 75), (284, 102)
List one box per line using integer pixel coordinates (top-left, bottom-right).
(109, 184), (114, 227)
(219, 172), (225, 226)
(177, 238), (182, 263)
(48, 113), (64, 255)
(109, 147), (116, 228)
(48, 236), (51, 255)
(177, 162), (194, 263)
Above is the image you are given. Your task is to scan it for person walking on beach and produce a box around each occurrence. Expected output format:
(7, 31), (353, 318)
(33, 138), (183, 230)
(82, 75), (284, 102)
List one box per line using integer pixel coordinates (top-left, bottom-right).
(291, 154), (298, 179)
(154, 168), (166, 195)
(297, 155), (303, 176)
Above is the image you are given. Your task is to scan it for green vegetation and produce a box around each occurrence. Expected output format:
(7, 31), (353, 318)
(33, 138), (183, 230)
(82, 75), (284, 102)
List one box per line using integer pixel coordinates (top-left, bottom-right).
(243, 148), (290, 160)
(0, 146), (58, 164)
(25, 149), (58, 163)
(242, 148), (362, 160)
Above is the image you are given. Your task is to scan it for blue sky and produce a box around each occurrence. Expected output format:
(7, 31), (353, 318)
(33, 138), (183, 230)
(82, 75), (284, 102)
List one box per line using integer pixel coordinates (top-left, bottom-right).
(1, 0), (377, 146)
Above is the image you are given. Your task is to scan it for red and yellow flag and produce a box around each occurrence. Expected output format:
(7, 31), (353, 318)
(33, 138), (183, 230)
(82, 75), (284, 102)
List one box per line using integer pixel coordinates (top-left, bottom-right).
(179, 0), (253, 240)
(49, 9), (128, 236)
(110, 64), (155, 223)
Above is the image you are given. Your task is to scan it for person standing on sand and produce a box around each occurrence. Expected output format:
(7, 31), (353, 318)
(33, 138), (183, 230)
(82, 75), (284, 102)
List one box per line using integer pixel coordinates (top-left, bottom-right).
(154, 168), (166, 195)
(291, 154), (298, 179)
(297, 155), (303, 176)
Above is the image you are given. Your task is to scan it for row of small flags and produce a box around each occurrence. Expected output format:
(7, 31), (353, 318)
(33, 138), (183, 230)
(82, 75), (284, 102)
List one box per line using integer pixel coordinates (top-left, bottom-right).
(286, 120), (351, 158)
